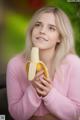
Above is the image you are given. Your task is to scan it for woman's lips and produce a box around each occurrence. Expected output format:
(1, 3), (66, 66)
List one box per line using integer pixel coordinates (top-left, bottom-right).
(36, 37), (48, 41)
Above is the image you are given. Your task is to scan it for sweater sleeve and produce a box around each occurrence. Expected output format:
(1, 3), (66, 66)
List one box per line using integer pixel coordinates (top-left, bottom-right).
(42, 57), (80, 120)
(6, 59), (42, 120)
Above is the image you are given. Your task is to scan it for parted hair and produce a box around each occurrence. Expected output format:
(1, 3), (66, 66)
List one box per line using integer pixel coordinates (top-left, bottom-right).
(24, 6), (76, 72)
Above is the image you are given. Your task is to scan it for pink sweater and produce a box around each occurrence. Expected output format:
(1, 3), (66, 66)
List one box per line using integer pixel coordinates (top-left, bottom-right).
(6, 53), (80, 120)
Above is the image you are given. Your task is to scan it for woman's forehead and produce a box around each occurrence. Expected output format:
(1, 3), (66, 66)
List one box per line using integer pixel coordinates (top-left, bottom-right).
(37, 12), (55, 18)
(36, 12), (56, 25)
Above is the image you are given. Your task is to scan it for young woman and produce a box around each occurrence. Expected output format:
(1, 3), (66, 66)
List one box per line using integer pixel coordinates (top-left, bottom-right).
(6, 6), (80, 120)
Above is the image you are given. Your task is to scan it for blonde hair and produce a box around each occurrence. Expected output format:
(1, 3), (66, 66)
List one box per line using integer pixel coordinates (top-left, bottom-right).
(24, 6), (76, 73)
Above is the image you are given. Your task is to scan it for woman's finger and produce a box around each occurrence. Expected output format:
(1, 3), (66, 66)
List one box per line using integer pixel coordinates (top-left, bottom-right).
(36, 74), (44, 81)
(34, 69), (44, 79)
(40, 77), (49, 87)
(36, 87), (46, 96)
(35, 80), (46, 90)
(44, 76), (52, 84)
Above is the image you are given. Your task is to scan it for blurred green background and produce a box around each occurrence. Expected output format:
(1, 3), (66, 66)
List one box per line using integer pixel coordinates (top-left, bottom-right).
(0, 0), (80, 73)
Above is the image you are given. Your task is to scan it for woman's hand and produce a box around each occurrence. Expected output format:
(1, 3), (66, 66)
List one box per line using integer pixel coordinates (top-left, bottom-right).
(31, 70), (53, 97)
(35, 76), (53, 97)
(31, 69), (44, 90)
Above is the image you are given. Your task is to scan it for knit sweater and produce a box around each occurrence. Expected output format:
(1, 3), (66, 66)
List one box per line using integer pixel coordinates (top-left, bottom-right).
(6, 53), (80, 120)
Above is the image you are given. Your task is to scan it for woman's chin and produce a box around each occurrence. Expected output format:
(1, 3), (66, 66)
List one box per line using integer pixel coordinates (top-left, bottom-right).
(33, 44), (47, 50)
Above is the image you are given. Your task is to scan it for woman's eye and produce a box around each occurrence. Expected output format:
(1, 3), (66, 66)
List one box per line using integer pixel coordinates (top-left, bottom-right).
(49, 27), (55, 31)
(35, 23), (41, 27)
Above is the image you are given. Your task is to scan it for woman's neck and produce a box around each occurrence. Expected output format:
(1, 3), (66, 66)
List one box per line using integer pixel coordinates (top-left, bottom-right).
(39, 47), (55, 68)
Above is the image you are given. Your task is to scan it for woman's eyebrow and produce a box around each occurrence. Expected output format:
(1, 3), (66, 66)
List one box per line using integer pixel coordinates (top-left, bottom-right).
(35, 21), (42, 24)
(49, 24), (56, 28)
(35, 21), (57, 28)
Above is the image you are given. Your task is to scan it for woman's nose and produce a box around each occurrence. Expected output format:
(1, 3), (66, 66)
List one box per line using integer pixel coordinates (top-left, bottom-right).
(40, 27), (46, 34)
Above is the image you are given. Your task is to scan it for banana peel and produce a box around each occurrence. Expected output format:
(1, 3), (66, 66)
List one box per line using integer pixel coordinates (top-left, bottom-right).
(26, 47), (49, 81)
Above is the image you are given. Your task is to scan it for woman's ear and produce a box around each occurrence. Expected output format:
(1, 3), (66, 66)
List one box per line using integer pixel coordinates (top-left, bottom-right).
(57, 39), (60, 43)
(57, 34), (62, 43)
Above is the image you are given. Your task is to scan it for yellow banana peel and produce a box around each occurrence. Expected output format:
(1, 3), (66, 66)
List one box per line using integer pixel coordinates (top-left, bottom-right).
(26, 47), (49, 81)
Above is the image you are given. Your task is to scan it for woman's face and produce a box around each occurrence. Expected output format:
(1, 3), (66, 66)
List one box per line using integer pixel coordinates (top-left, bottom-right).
(31, 12), (60, 50)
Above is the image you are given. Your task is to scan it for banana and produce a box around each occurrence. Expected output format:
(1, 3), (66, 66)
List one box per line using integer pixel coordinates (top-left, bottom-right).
(26, 47), (49, 81)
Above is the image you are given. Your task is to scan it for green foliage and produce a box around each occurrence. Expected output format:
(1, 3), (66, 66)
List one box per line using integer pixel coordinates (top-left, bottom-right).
(4, 12), (29, 60)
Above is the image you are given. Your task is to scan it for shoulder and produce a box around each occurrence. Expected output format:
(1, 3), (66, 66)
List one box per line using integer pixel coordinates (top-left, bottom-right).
(8, 54), (21, 65)
(63, 54), (80, 69)
(7, 53), (26, 70)
(65, 54), (80, 64)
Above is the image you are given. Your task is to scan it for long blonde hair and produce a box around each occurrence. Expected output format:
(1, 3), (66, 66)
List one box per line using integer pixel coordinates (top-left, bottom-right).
(24, 6), (76, 72)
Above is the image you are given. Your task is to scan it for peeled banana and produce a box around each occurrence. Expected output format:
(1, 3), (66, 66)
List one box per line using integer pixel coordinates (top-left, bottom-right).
(26, 47), (49, 81)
